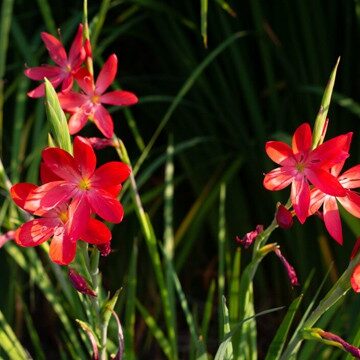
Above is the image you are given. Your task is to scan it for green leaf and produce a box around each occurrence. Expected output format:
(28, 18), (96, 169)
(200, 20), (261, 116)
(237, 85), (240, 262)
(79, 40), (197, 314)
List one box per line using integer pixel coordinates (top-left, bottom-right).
(44, 78), (72, 153)
(312, 58), (340, 149)
(136, 299), (173, 359)
(0, 308), (29, 360)
(265, 295), (303, 360)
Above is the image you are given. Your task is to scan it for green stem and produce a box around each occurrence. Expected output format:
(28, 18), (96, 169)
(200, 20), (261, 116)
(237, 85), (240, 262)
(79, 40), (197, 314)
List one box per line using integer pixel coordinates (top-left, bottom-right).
(113, 135), (177, 359)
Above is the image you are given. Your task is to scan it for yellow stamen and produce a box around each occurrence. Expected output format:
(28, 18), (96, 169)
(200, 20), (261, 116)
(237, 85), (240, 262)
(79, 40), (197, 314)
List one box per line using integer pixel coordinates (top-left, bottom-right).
(79, 178), (91, 190)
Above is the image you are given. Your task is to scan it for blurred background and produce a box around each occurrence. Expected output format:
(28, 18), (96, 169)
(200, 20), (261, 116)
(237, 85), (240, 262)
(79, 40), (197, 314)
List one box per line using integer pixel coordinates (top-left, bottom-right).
(2, 0), (360, 358)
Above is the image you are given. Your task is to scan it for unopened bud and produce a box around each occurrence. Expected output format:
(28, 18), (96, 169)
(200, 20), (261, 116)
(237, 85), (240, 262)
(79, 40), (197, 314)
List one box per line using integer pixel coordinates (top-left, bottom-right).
(303, 328), (360, 358)
(0, 230), (15, 248)
(68, 268), (97, 297)
(235, 225), (263, 249)
(87, 137), (116, 150)
(276, 204), (293, 229)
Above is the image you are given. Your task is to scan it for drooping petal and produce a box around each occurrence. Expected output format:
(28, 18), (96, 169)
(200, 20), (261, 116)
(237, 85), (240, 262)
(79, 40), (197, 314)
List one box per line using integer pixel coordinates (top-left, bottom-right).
(73, 137), (96, 177)
(16, 218), (57, 247)
(42, 147), (80, 182)
(338, 191), (360, 218)
(101, 90), (138, 106)
(10, 183), (37, 210)
(95, 54), (117, 94)
(339, 164), (360, 189)
(93, 105), (114, 138)
(323, 197), (342, 244)
(68, 110), (89, 135)
(87, 188), (124, 223)
(291, 176), (310, 224)
(41, 32), (67, 67)
(306, 167), (346, 197)
(265, 141), (294, 166)
(92, 162), (131, 188)
(68, 24), (84, 66)
(263, 167), (294, 191)
(26, 181), (75, 213)
(310, 133), (352, 168)
(65, 195), (91, 241)
(58, 91), (88, 111)
(292, 123), (312, 154)
(49, 230), (77, 265)
(81, 218), (112, 245)
(309, 188), (326, 215)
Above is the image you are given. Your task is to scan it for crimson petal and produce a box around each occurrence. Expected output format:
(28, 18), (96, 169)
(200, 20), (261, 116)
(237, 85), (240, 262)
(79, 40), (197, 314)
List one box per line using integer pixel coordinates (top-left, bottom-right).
(87, 188), (124, 223)
(306, 168), (346, 197)
(92, 162), (130, 188)
(81, 218), (112, 245)
(73, 137), (96, 177)
(291, 176), (310, 224)
(16, 218), (57, 247)
(292, 123), (312, 154)
(49, 232), (77, 265)
(263, 167), (294, 191)
(95, 54), (117, 94)
(101, 90), (138, 106)
(93, 105), (114, 138)
(323, 197), (342, 244)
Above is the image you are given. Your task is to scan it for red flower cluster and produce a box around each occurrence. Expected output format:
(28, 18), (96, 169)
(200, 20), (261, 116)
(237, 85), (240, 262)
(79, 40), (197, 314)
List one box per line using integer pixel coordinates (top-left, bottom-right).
(25, 24), (138, 138)
(263, 123), (360, 245)
(10, 137), (130, 265)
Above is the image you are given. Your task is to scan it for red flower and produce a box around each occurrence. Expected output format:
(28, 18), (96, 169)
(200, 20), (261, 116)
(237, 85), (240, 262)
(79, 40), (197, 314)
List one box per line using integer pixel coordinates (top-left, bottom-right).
(263, 123), (350, 223)
(58, 54), (138, 138)
(309, 162), (360, 244)
(10, 183), (111, 265)
(25, 24), (86, 98)
(24, 137), (131, 232)
(351, 264), (360, 293)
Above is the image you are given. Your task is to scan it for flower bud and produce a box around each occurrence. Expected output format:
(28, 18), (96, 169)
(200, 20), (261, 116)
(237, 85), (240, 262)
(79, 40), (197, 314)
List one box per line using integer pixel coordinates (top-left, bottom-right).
(87, 137), (116, 150)
(276, 204), (293, 229)
(235, 225), (263, 249)
(303, 327), (360, 358)
(0, 230), (15, 248)
(68, 268), (96, 297)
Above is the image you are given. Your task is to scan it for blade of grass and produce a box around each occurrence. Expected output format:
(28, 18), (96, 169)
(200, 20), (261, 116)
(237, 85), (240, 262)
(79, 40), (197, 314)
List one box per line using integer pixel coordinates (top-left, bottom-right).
(0, 308), (29, 360)
(265, 295), (304, 360)
(136, 299), (173, 359)
(200, 0), (208, 47)
(164, 133), (178, 356)
(36, 0), (57, 34)
(0, 0), (14, 156)
(218, 183), (226, 338)
(201, 279), (215, 344)
(124, 239), (138, 360)
(133, 31), (248, 176)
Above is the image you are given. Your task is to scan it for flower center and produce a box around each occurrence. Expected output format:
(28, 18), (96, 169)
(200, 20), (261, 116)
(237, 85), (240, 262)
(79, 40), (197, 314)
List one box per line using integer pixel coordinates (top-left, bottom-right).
(79, 177), (91, 191)
(296, 162), (306, 173)
(59, 210), (68, 224)
(91, 94), (101, 104)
